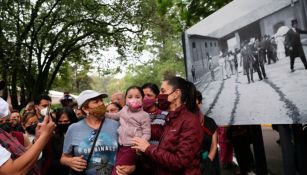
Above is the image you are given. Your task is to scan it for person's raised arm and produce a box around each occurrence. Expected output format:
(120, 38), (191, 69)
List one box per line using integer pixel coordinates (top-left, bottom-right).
(0, 116), (55, 175)
(105, 108), (123, 121)
(297, 28), (307, 34)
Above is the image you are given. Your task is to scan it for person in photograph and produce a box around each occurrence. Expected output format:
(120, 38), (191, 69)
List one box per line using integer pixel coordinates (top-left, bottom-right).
(233, 48), (240, 76)
(236, 48), (244, 74)
(241, 41), (255, 84)
(270, 37), (278, 61)
(207, 54), (215, 81)
(224, 51), (232, 77)
(218, 52), (227, 80)
(259, 36), (267, 64)
(285, 19), (307, 72)
(191, 65), (196, 82)
(251, 39), (267, 80)
(275, 34), (286, 60)
(265, 35), (276, 64)
(227, 51), (235, 75)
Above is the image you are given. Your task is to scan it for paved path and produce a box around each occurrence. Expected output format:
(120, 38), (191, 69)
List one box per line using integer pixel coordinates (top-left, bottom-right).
(198, 57), (307, 125)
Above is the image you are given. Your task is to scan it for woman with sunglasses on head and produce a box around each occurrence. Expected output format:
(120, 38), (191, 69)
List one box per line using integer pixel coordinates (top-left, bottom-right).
(132, 76), (204, 175)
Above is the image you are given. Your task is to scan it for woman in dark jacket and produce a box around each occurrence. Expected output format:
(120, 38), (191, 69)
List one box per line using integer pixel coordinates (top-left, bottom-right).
(132, 76), (204, 175)
(41, 107), (78, 175)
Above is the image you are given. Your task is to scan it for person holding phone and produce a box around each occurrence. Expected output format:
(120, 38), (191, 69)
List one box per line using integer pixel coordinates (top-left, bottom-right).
(0, 97), (56, 175)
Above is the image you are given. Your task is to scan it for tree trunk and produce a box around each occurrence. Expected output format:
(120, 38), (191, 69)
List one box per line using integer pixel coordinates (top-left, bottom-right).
(20, 83), (26, 109)
(11, 67), (19, 109)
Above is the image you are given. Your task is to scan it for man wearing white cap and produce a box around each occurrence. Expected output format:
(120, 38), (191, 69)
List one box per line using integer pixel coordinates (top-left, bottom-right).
(60, 90), (134, 175)
(0, 97), (56, 174)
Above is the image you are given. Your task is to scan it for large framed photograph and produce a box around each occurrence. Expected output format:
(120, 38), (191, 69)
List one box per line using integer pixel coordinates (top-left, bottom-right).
(183, 0), (307, 125)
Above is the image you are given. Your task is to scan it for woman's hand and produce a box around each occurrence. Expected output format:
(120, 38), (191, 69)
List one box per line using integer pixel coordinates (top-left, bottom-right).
(131, 137), (150, 152)
(68, 155), (87, 172)
(116, 165), (135, 175)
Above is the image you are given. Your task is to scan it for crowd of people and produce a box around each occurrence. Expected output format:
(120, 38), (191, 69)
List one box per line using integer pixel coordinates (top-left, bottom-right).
(0, 76), (224, 175)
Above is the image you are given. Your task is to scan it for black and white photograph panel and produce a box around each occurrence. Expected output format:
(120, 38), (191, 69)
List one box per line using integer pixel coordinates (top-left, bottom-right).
(184, 0), (307, 125)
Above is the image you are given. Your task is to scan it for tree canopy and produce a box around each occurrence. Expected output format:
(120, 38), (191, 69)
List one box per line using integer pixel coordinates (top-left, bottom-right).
(0, 0), (151, 108)
(0, 0), (232, 108)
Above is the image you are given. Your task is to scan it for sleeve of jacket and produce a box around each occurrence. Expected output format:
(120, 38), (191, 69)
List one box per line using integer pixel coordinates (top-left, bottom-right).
(284, 31), (291, 49)
(297, 28), (307, 34)
(105, 112), (120, 120)
(144, 116), (203, 170)
(140, 113), (151, 141)
(105, 107), (126, 121)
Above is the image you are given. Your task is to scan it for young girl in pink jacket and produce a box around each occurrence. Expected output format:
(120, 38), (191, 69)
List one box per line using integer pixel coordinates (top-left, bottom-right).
(106, 86), (151, 175)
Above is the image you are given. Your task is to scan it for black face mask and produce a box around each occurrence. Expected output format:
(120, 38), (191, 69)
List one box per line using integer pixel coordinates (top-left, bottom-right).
(58, 124), (70, 133)
(0, 123), (11, 132)
(26, 124), (37, 135)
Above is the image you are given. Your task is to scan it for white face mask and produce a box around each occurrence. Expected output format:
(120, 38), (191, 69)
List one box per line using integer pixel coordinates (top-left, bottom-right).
(40, 107), (48, 116)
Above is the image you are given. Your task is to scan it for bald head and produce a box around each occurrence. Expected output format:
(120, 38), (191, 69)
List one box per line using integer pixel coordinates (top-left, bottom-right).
(111, 92), (125, 107)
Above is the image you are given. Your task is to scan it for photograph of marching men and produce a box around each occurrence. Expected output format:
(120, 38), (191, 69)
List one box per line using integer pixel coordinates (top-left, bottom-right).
(183, 0), (307, 125)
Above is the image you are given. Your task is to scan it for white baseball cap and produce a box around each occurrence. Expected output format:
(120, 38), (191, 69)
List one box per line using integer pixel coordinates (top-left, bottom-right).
(77, 90), (108, 108)
(0, 97), (9, 118)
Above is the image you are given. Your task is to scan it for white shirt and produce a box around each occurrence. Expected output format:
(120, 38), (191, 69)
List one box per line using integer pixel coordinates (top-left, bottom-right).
(292, 27), (296, 33)
(0, 145), (11, 166)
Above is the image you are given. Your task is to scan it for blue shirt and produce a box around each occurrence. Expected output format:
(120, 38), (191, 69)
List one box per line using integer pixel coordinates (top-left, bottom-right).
(63, 118), (119, 175)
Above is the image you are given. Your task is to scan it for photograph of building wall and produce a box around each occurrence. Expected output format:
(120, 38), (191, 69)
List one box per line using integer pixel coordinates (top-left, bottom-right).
(183, 0), (307, 125)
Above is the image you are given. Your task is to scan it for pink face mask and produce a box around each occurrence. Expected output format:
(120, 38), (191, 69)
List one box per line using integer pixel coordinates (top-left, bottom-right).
(126, 98), (142, 112)
(143, 97), (156, 112)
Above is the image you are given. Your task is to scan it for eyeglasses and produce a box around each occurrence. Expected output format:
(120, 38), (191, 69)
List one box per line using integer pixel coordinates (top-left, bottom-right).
(88, 129), (98, 142)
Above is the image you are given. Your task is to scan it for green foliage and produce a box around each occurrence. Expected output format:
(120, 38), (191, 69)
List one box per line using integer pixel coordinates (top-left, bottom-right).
(0, 0), (232, 109)
(0, 0), (150, 108)
(185, 0), (233, 27)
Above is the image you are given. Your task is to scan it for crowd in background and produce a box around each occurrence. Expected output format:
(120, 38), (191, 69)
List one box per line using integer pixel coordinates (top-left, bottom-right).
(0, 76), (225, 175)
